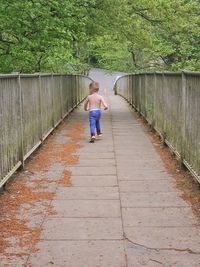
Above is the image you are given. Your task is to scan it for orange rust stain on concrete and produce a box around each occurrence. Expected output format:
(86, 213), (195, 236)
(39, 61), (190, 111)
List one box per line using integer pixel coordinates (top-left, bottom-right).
(0, 180), (54, 256)
(65, 122), (85, 142)
(58, 170), (72, 187)
(0, 121), (85, 261)
(26, 140), (82, 173)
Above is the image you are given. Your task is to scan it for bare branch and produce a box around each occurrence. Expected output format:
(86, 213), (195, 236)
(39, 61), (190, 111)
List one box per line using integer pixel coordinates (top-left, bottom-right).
(131, 6), (162, 24)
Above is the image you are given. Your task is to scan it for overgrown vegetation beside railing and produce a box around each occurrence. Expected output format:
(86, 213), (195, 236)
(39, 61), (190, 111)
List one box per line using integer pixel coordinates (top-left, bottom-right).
(0, 74), (92, 187)
(114, 72), (200, 183)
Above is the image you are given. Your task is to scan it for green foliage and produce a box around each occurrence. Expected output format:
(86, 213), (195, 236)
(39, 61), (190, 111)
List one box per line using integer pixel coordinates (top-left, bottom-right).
(92, 0), (200, 71)
(0, 0), (199, 73)
(0, 0), (93, 73)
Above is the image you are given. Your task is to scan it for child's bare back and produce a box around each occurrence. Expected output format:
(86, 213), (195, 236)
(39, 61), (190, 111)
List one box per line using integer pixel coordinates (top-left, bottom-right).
(85, 93), (108, 111)
(84, 82), (108, 111)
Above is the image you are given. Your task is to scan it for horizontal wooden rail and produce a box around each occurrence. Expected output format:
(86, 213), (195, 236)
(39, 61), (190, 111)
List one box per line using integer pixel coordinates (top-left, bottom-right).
(0, 73), (92, 188)
(114, 72), (200, 183)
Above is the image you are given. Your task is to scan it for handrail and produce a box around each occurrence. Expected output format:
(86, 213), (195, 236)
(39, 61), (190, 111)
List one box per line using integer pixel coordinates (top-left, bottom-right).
(0, 73), (93, 188)
(114, 71), (200, 183)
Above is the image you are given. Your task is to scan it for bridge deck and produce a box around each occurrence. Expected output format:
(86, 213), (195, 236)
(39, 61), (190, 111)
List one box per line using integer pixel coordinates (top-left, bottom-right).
(1, 70), (200, 266)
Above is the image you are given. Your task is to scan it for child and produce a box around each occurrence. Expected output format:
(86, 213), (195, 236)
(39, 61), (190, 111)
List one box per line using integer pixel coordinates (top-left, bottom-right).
(84, 81), (108, 143)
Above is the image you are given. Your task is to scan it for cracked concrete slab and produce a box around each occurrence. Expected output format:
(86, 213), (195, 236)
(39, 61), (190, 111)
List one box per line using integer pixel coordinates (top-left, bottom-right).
(2, 69), (200, 267)
(55, 186), (119, 200)
(119, 179), (176, 192)
(73, 158), (116, 166)
(67, 166), (116, 176)
(70, 175), (118, 187)
(121, 191), (188, 207)
(80, 146), (114, 153)
(51, 199), (121, 218)
(117, 167), (167, 177)
(125, 240), (200, 267)
(41, 218), (123, 240)
(76, 152), (115, 159)
(124, 227), (200, 251)
(27, 240), (127, 267)
(122, 207), (199, 227)
(118, 171), (171, 180)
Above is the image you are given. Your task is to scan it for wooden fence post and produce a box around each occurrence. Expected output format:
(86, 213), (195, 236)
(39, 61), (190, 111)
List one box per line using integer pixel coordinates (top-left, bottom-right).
(138, 74), (141, 114)
(75, 76), (78, 106)
(134, 74), (138, 110)
(132, 74), (135, 109)
(161, 72), (166, 145)
(144, 73), (147, 118)
(18, 74), (24, 168)
(151, 72), (157, 129)
(51, 74), (55, 127)
(38, 73), (43, 141)
(181, 71), (187, 165)
(60, 75), (64, 118)
(127, 75), (130, 103)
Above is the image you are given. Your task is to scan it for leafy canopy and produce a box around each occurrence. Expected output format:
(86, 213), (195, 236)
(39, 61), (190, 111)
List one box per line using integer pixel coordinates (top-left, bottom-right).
(0, 0), (199, 73)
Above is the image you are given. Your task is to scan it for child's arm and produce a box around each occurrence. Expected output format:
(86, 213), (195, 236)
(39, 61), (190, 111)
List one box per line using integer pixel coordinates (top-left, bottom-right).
(100, 96), (108, 110)
(84, 97), (89, 111)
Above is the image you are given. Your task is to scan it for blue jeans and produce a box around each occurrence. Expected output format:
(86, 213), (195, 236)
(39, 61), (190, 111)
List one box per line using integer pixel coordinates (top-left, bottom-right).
(89, 109), (101, 136)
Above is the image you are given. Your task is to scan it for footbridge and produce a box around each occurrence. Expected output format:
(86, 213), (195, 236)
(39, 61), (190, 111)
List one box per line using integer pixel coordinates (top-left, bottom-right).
(0, 69), (200, 266)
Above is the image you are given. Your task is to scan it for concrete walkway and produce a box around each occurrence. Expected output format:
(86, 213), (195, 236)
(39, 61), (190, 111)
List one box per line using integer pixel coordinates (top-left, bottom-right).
(1, 69), (200, 266)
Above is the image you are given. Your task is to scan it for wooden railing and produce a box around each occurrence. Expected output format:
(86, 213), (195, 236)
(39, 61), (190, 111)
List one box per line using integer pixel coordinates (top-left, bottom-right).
(114, 72), (200, 183)
(0, 73), (92, 187)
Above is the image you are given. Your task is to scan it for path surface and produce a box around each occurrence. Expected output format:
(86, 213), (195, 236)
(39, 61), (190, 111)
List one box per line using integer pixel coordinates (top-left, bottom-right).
(1, 69), (200, 266)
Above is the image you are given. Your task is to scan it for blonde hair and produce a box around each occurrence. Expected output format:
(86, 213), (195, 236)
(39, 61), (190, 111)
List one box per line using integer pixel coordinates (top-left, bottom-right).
(89, 81), (99, 93)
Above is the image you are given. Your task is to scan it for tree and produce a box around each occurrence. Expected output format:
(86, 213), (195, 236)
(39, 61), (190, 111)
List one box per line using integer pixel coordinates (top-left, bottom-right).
(89, 0), (200, 71)
(0, 0), (199, 73)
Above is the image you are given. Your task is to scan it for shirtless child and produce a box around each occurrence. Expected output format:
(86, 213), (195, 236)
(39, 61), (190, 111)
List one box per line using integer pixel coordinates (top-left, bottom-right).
(84, 81), (108, 143)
